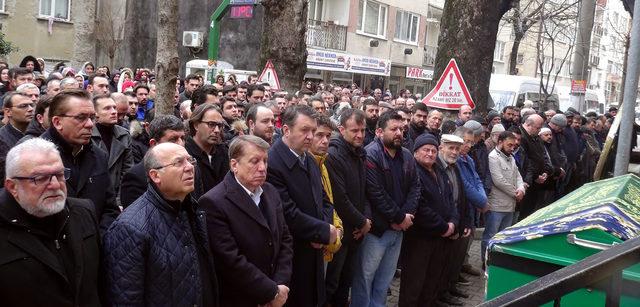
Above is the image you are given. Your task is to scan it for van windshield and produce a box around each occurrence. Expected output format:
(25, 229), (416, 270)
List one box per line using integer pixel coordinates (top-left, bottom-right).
(490, 90), (516, 111)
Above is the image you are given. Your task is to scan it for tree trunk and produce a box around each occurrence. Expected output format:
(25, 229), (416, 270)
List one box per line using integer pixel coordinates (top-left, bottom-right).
(508, 32), (524, 75)
(154, 0), (180, 116)
(433, 0), (515, 115)
(259, 0), (308, 92)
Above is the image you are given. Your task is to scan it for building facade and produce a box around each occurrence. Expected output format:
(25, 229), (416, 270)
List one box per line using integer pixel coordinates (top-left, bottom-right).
(305, 0), (444, 95)
(0, 0), (96, 71)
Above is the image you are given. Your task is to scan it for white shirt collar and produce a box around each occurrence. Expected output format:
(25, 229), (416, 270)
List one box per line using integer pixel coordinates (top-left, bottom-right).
(234, 175), (263, 207)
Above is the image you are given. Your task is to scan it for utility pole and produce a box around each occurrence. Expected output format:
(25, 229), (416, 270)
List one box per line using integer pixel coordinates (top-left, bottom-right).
(569, 0), (596, 113)
(614, 1), (640, 176)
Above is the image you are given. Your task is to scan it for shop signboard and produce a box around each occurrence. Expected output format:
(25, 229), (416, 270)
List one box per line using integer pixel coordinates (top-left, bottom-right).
(406, 66), (434, 80)
(306, 48), (391, 76)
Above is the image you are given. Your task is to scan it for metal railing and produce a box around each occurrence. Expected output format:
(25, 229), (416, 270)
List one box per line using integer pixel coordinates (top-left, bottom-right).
(479, 237), (640, 307)
(423, 45), (437, 67)
(306, 19), (347, 51)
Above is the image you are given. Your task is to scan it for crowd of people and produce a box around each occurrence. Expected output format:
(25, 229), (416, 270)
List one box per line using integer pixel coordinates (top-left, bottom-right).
(0, 54), (620, 307)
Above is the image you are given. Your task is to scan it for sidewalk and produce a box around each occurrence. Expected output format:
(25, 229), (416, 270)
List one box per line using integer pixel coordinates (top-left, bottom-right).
(386, 236), (487, 306)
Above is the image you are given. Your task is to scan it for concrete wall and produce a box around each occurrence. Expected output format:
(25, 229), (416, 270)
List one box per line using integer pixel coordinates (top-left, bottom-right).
(121, 0), (262, 74)
(0, 0), (96, 69)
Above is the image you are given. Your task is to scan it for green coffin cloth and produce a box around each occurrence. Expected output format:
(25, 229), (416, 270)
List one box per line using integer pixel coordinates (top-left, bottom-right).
(490, 174), (640, 247)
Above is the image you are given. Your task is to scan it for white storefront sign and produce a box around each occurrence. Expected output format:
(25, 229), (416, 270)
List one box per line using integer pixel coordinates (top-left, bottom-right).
(307, 48), (391, 76)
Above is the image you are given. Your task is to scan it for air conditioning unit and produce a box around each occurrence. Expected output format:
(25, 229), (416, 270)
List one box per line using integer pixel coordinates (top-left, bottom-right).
(182, 31), (203, 48)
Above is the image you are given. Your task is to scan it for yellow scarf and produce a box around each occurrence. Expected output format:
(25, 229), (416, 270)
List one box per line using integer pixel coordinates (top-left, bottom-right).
(313, 154), (343, 261)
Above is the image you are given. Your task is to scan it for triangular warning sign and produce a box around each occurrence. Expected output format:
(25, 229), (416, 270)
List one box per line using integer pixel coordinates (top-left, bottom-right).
(421, 59), (475, 110)
(258, 59), (281, 90)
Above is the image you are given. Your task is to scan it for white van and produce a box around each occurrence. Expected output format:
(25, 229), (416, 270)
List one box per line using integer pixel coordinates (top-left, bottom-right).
(556, 86), (604, 113)
(489, 74), (559, 112)
(184, 59), (256, 84)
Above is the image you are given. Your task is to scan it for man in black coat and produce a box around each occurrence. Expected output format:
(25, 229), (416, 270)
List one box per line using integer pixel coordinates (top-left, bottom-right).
(400, 133), (459, 306)
(0, 138), (101, 306)
(41, 89), (120, 233)
(202, 135), (293, 307)
(325, 108), (371, 307)
(267, 105), (338, 307)
(103, 143), (219, 306)
(186, 103), (229, 193)
(518, 114), (553, 220)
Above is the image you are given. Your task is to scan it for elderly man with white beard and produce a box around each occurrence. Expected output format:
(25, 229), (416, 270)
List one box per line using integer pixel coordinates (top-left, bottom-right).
(0, 138), (102, 306)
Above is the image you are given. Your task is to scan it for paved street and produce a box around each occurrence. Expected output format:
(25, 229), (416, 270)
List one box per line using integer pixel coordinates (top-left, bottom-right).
(386, 237), (486, 307)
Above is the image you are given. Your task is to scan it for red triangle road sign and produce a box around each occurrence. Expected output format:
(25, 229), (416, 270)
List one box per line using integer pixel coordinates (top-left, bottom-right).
(421, 59), (475, 110)
(258, 59), (281, 90)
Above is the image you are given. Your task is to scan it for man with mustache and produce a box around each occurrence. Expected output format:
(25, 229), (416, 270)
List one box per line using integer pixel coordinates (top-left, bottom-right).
(363, 98), (379, 147)
(103, 143), (219, 306)
(246, 104), (276, 144)
(0, 138), (101, 306)
(40, 89), (120, 233)
(352, 110), (420, 307)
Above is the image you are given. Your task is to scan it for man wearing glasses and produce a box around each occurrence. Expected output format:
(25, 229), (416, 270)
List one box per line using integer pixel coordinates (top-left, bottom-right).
(0, 92), (34, 148)
(40, 89), (120, 234)
(103, 142), (219, 306)
(0, 138), (102, 306)
(186, 103), (229, 192)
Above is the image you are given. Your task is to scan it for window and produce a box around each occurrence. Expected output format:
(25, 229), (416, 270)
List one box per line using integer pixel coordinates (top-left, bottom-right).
(39, 0), (70, 21)
(517, 53), (524, 65)
(308, 0), (323, 21)
(494, 41), (505, 62)
(0, 0), (5, 13)
(357, 0), (387, 38)
(394, 10), (419, 44)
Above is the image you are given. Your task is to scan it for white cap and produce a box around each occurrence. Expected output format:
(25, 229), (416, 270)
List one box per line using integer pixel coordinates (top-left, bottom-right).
(441, 134), (464, 144)
(539, 127), (552, 135)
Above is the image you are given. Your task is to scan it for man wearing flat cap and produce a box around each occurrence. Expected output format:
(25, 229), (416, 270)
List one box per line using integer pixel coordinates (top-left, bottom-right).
(432, 134), (475, 306)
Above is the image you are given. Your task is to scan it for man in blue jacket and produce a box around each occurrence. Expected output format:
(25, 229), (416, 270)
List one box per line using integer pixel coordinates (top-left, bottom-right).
(351, 110), (420, 307)
(455, 127), (488, 280)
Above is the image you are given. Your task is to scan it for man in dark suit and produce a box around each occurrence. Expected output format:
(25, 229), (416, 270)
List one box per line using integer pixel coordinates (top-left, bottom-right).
(267, 105), (338, 307)
(202, 135), (293, 307)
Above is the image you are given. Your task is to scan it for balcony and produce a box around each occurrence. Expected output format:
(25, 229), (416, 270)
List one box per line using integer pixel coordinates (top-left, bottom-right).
(423, 45), (437, 67)
(306, 19), (347, 51)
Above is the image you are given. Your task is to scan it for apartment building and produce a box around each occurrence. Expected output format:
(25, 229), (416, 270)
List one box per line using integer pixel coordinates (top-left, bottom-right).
(492, 0), (630, 108)
(305, 0), (444, 95)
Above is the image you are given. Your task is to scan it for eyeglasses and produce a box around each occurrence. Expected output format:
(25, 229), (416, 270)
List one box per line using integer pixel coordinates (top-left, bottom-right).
(13, 103), (36, 109)
(153, 156), (197, 170)
(12, 168), (71, 186)
(59, 113), (97, 123)
(200, 121), (225, 130)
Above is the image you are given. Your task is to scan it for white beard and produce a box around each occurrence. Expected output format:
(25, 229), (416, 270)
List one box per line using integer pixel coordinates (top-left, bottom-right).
(20, 195), (66, 218)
